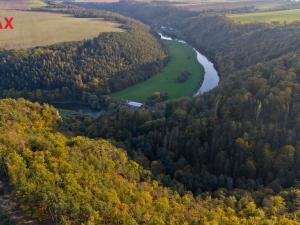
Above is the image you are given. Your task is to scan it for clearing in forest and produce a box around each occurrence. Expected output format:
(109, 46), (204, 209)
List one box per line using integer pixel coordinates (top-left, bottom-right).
(228, 9), (300, 24)
(110, 40), (204, 102)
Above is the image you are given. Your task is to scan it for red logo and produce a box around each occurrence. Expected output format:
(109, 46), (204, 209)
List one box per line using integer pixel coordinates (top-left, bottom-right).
(0, 17), (14, 30)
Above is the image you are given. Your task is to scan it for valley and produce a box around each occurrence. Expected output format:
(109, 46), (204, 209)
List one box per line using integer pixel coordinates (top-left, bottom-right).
(2, 0), (300, 224)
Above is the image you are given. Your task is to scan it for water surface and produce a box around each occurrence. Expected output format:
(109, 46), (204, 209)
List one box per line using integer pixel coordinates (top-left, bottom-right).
(158, 32), (219, 95)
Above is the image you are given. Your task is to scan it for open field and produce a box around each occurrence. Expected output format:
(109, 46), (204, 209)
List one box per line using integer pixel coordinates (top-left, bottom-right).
(152, 0), (284, 12)
(228, 9), (300, 24)
(176, 1), (268, 12)
(110, 40), (204, 102)
(30, 0), (47, 8)
(255, 1), (284, 10)
(0, 10), (122, 49)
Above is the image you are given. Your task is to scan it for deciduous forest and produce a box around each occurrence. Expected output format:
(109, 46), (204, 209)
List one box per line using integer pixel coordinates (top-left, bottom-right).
(1, 98), (299, 224)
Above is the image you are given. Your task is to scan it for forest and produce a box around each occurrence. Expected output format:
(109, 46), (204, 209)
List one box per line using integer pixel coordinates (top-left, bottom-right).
(0, 5), (166, 108)
(82, 53), (300, 193)
(1, 98), (300, 224)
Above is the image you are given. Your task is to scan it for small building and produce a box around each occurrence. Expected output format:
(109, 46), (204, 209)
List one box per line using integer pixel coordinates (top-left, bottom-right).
(127, 101), (143, 109)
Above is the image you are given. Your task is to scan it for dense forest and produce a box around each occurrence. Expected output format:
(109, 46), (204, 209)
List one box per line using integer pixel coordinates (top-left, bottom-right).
(68, 1), (300, 196)
(0, 5), (166, 108)
(1, 98), (300, 224)
(81, 53), (299, 193)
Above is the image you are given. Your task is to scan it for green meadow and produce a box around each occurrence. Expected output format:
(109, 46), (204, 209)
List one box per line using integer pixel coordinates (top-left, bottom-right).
(110, 40), (204, 102)
(228, 9), (300, 25)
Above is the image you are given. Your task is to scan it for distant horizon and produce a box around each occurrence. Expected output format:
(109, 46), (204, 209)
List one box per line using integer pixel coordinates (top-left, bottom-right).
(0, 0), (32, 9)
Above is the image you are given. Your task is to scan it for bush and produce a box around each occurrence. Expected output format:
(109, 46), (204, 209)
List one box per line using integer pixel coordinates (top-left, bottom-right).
(177, 71), (191, 83)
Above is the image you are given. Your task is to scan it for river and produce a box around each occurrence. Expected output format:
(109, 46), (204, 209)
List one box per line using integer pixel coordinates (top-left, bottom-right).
(158, 32), (220, 95)
(55, 33), (219, 117)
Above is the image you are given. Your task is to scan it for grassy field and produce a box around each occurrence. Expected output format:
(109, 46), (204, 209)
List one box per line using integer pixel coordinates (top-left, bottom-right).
(228, 9), (300, 24)
(0, 10), (122, 49)
(110, 40), (204, 102)
(254, 1), (283, 10)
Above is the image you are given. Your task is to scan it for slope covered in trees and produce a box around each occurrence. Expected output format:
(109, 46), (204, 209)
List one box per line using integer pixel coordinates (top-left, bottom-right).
(0, 5), (166, 108)
(84, 53), (300, 193)
(2, 98), (300, 224)
(69, 1), (300, 197)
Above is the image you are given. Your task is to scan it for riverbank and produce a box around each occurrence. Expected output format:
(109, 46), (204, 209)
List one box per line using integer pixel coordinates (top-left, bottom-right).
(158, 32), (219, 96)
(110, 39), (204, 101)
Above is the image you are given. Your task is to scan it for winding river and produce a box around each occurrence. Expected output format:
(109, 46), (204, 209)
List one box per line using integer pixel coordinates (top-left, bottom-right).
(158, 32), (220, 95)
(57, 33), (220, 117)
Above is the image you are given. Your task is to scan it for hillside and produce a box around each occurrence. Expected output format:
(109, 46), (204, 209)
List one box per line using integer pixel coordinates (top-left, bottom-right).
(0, 98), (299, 224)
(0, 6), (166, 108)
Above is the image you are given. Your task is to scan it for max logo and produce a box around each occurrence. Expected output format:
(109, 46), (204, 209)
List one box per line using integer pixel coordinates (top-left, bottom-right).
(0, 18), (14, 30)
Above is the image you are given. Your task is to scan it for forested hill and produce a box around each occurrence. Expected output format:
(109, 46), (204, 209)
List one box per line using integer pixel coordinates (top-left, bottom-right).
(0, 5), (166, 108)
(0, 98), (299, 224)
